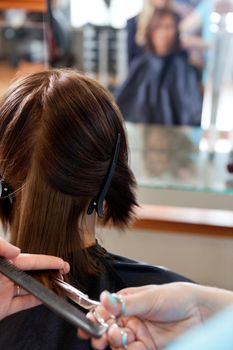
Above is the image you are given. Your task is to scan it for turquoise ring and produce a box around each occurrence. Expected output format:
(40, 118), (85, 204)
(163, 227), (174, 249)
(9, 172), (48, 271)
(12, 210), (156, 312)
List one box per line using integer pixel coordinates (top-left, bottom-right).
(120, 330), (128, 348)
(112, 293), (126, 315)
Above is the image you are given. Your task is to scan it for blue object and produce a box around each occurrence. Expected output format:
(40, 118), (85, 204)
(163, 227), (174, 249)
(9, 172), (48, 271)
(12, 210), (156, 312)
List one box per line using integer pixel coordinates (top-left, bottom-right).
(196, 0), (212, 43)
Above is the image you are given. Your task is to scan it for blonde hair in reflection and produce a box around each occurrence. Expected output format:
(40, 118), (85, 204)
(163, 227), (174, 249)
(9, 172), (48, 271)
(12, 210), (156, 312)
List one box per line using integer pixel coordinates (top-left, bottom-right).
(136, 0), (173, 46)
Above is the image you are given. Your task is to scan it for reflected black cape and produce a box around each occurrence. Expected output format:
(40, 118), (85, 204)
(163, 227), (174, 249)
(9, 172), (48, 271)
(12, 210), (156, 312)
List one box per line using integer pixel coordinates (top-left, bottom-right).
(115, 52), (202, 125)
(0, 243), (192, 350)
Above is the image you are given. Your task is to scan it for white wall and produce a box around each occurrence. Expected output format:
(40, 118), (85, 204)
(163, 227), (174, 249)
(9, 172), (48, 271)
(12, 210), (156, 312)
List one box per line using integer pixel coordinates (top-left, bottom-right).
(98, 226), (233, 290)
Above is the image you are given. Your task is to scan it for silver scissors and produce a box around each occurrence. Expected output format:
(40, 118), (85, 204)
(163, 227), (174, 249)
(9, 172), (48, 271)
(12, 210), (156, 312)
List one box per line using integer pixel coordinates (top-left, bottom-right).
(55, 278), (109, 328)
(55, 278), (100, 310)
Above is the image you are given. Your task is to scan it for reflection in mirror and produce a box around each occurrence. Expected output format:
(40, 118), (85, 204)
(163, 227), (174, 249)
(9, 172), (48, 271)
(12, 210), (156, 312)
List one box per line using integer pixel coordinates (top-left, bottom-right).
(0, 1), (48, 95)
(201, 0), (233, 131)
(126, 123), (233, 193)
(48, 0), (73, 67)
(0, 1), (233, 128)
(69, 0), (136, 89)
(59, 0), (233, 129)
(114, 7), (202, 126)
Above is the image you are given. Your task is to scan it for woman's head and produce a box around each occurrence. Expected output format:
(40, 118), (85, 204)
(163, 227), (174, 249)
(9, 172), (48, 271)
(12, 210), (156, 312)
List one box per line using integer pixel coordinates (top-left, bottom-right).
(150, 0), (171, 9)
(0, 69), (136, 283)
(146, 9), (180, 55)
(135, 0), (173, 46)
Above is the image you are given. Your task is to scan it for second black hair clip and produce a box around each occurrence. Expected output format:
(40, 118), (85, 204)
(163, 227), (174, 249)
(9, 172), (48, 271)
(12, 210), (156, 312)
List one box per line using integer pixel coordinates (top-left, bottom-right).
(0, 177), (14, 204)
(87, 133), (121, 218)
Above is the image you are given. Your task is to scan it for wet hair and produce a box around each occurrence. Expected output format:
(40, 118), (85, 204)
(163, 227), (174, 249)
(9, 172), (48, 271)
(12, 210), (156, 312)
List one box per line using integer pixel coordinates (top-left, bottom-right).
(145, 8), (181, 54)
(0, 69), (137, 287)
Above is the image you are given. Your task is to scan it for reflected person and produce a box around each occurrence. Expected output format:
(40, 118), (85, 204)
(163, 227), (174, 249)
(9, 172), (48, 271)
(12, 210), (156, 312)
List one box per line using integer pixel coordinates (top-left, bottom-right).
(127, 0), (173, 64)
(115, 9), (202, 125)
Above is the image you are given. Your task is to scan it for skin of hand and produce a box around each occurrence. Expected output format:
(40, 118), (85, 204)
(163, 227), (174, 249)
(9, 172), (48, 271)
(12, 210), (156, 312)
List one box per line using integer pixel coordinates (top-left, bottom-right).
(0, 239), (70, 320)
(180, 35), (209, 50)
(79, 282), (233, 350)
(179, 11), (202, 34)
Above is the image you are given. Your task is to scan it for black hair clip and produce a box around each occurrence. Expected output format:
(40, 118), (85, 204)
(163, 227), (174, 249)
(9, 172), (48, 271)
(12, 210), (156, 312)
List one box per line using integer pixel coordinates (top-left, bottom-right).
(0, 178), (14, 204)
(87, 133), (121, 218)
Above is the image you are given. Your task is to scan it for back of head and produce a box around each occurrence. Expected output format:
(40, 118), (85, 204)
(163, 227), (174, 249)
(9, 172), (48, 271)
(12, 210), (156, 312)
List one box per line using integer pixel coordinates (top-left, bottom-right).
(0, 69), (136, 286)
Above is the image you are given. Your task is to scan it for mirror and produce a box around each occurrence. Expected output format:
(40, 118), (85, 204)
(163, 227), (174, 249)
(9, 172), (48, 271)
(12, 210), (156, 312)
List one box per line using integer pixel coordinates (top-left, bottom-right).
(48, 0), (233, 130)
(0, 0), (232, 129)
(0, 1), (48, 95)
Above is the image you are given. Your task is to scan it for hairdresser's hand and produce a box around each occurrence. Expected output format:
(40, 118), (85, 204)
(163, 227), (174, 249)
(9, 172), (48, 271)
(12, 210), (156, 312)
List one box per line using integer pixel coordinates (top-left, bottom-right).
(80, 282), (233, 350)
(0, 239), (70, 320)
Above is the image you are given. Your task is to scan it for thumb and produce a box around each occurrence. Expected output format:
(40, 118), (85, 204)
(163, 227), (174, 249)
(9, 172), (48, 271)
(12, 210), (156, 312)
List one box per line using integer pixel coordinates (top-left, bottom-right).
(0, 240), (21, 259)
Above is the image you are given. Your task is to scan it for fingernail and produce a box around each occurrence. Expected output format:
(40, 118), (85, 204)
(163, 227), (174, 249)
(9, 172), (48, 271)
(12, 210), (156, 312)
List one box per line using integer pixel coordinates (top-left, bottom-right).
(64, 262), (70, 272)
(60, 262), (70, 274)
(86, 312), (91, 319)
(111, 323), (118, 329)
(121, 330), (128, 347)
(105, 291), (117, 305)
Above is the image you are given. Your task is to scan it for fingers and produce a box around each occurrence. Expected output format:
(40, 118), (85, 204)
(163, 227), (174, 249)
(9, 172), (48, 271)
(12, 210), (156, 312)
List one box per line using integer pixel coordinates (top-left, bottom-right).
(110, 341), (147, 350)
(100, 292), (126, 318)
(90, 322), (146, 350)
(118, 341), (147, 350)
(78, 285), (160, 349)
(77, 328), (90, 340)
(0, 240), (21, 259)
(0, 241), (70, 274)
(106, 324), (135, 348)
(78, 305), (118, 347)
(11, 254), (70, 274)
(100, 286), (156, 318)
(81, 310), (111, 350)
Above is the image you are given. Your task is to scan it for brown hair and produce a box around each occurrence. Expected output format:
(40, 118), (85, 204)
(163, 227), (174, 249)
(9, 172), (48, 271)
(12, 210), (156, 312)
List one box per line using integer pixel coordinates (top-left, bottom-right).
(145, 8), (181, 54)
(0, 69), (137, 288)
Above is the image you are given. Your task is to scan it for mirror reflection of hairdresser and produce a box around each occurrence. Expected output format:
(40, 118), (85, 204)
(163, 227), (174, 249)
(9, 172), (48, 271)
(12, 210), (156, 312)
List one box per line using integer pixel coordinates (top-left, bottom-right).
(115, 8), (202, 126)
(127, 0), (173, 65)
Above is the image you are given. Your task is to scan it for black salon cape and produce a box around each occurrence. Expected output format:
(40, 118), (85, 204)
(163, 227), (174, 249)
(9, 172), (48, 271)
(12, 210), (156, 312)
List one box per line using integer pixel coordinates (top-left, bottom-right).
(0, 243), (191, 350)
(115, 52), (202, 125)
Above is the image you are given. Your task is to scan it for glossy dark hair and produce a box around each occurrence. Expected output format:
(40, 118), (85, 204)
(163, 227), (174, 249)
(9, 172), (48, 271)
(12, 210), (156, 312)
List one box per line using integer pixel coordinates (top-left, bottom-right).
(0, 69), (137, 287)
(145, 8), (181, 54)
